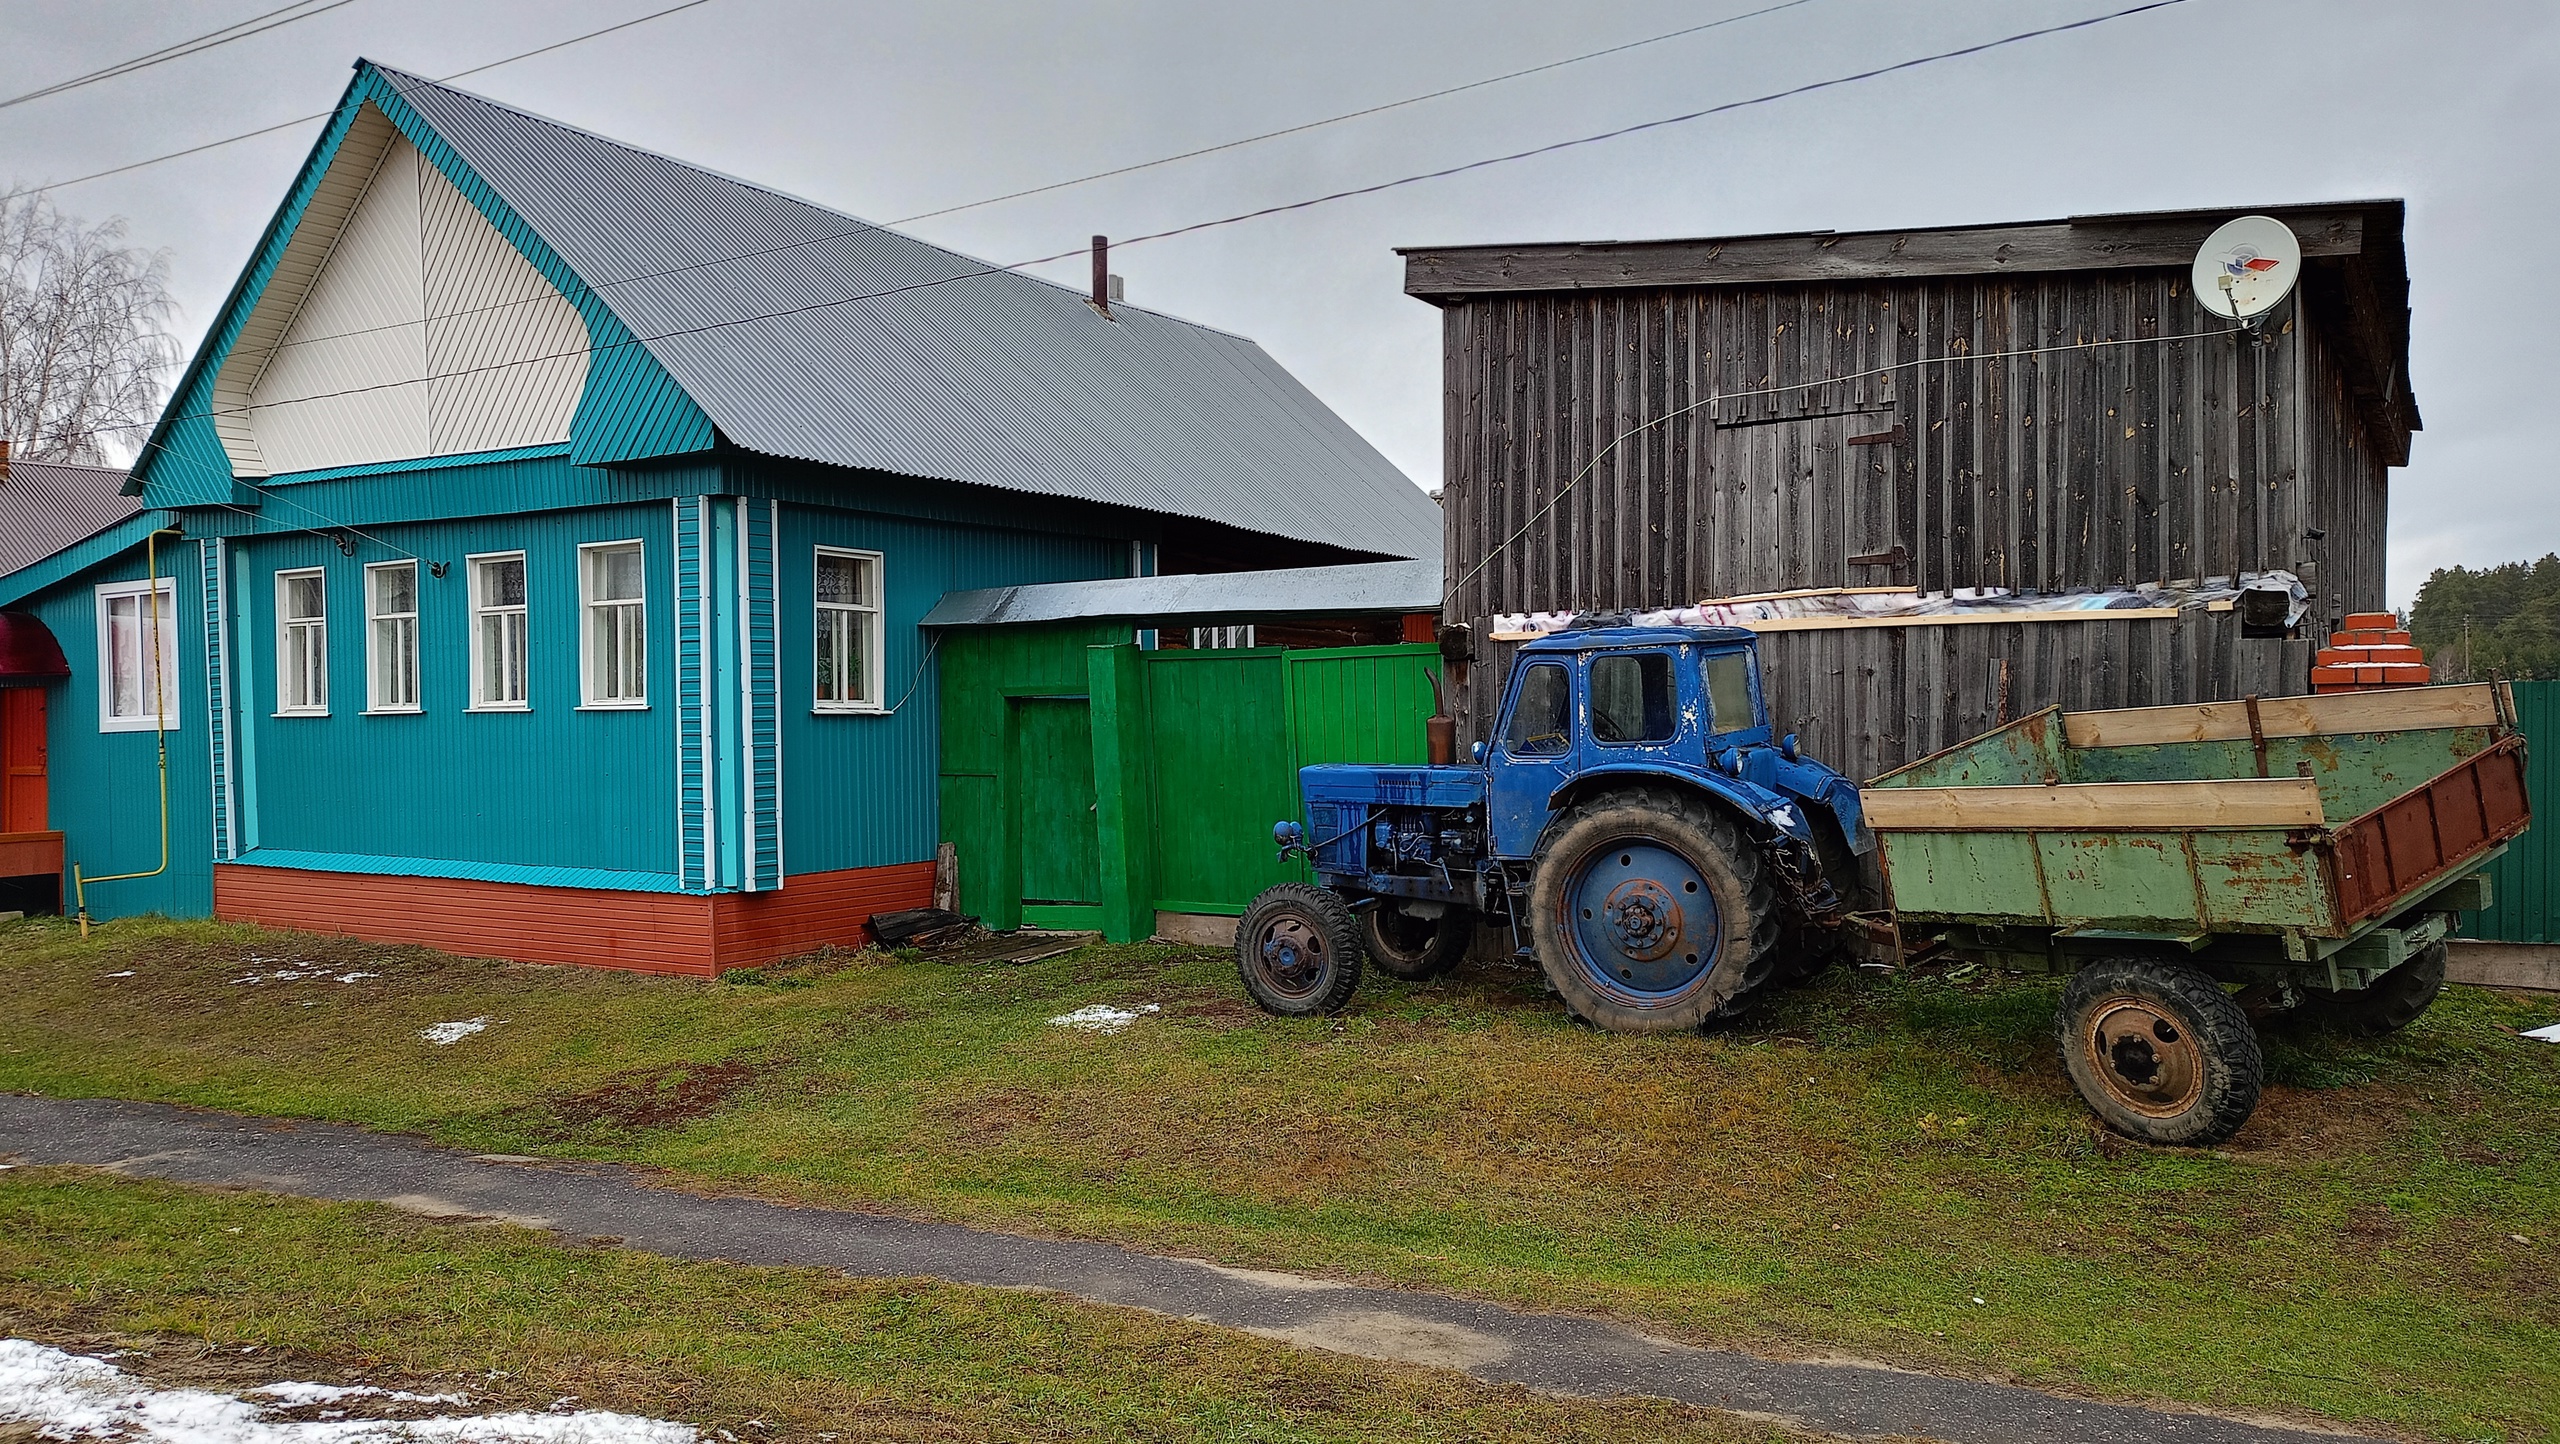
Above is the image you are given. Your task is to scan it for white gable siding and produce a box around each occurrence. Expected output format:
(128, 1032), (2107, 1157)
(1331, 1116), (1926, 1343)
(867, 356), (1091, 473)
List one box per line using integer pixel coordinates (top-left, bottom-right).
(224, 125), (589, 477)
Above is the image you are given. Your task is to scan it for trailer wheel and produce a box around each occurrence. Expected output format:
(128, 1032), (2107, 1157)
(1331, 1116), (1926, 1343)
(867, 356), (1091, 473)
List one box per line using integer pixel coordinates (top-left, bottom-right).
(2057, 957), (2263, 1147)
(2319, 940), (2448, 1035)
(1236, 884), (1365, 1018)
(1363, 903), (1474, 982)
(1527, 789), (1776, 1032)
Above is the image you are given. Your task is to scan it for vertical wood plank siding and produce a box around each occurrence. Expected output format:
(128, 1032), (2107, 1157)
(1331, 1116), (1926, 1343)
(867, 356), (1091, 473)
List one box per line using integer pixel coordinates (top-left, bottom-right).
(1438, 268), (2390, 779)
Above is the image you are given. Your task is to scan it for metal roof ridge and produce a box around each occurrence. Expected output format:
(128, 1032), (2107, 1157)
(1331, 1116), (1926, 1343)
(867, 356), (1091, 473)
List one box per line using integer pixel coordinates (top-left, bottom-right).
(362, 60), (1257, 343)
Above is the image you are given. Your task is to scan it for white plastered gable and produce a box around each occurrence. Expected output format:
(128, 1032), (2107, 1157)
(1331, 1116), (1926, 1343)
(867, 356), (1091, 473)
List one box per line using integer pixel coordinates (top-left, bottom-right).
(210, 104), (590, 477)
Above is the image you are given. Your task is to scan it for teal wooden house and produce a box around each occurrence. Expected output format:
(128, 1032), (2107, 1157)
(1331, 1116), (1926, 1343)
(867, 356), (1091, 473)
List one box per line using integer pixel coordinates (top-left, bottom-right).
(0, 60), (1438, 972)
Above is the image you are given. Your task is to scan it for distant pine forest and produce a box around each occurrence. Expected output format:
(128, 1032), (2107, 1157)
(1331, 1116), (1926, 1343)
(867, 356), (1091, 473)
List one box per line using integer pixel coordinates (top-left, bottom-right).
(2411, 554), (2560, 680)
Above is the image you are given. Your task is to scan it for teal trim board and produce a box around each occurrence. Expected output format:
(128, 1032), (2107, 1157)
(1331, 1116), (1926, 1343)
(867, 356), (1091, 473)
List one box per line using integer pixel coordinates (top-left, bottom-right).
(227, 849), (683, 894)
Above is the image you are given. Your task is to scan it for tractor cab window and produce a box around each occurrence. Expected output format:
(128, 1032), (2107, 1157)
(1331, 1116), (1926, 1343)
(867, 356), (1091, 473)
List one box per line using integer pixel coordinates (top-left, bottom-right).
(1704, 650), (1758, 734)
(1503, 662), (1571, 756)
(1589, 652), (1675, 743)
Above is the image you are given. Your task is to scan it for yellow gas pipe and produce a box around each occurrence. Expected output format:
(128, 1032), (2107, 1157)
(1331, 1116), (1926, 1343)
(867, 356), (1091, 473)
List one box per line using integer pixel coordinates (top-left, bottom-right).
(74, 527), (181, 937)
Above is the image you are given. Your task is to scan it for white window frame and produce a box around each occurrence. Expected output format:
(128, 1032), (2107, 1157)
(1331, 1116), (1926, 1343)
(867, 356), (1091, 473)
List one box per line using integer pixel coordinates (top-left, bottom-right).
(577, 539), (648, 710)
(273, 567), (329, 717)
(812, 546), (884, 714)
(467, 550), (531, 712)
(364, 560), (422, 715)
(94, 577), (181, 734)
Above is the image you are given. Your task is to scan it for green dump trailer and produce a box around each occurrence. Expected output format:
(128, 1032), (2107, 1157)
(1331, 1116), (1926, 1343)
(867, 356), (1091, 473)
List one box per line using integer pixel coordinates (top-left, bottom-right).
(1862, 682), (2530, 1145)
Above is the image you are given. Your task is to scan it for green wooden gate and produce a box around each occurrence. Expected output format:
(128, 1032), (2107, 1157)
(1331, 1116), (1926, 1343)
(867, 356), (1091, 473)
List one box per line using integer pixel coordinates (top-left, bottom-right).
(2471, 680), (2558, 943)
(939, 628), (1444, 940)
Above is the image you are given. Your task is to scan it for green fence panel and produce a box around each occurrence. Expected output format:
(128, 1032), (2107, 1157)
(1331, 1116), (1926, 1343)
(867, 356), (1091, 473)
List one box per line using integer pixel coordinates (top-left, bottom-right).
(1140, 642), (1443, 917)
(1287, 645), (1443, 766)
(2473, 680), (2559, 943)
(1143, 649), (1301, 915)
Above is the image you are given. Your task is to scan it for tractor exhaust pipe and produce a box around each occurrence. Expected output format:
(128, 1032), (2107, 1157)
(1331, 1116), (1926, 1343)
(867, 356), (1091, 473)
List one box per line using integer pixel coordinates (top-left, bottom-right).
(1423, 666), (1455, 766)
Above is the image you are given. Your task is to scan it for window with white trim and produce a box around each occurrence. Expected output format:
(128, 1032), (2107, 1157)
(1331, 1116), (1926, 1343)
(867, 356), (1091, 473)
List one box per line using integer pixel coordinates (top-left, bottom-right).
(579, 540), (646, 707)
(275, 569), (328, 715)
(468, 552), (529, 709)
(813, 547), (881, 711)
(95, 578), (180, 733)
(366, 561), (420, 713)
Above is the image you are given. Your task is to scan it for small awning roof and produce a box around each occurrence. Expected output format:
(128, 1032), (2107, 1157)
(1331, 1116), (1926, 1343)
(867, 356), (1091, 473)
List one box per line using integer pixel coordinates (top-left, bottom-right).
(923, 558), (1442, 628)
(0, 613), (70, 683)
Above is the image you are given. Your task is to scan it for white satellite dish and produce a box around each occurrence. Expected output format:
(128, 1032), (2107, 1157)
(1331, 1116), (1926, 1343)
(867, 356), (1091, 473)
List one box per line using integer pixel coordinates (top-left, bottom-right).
(2191, 214), (2303, 322)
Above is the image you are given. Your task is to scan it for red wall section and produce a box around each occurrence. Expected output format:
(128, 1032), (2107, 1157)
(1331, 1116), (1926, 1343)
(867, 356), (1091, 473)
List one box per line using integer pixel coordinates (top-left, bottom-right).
(213, 860), (935, 976)
(714, 861), (937, 968)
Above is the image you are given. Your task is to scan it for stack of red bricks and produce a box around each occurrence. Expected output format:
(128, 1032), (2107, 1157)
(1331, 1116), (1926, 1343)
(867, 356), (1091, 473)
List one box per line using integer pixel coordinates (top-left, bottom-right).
(2311, 611), (2431, 693)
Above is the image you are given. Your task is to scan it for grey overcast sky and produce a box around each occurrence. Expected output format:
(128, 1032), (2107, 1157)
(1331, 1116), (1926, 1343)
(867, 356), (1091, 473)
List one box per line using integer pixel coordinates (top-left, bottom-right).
(4, 0), (2551, 603)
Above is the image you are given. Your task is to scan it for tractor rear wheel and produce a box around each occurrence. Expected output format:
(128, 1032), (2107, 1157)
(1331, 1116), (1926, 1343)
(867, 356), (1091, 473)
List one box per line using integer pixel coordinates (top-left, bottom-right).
(1236, 883), (1364, 1018)
(1526, 790), (1776, 1033)
(1363, 903), (1474, 982)
(2057, 957), (2263, 1147)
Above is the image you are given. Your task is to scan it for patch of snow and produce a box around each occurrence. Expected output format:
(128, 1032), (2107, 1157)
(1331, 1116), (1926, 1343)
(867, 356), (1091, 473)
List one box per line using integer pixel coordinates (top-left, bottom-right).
(334, 973), (379, 984)
(248, 1381), (467, 1406)
(420, 1018), (493, 1046)
(101, 971), (136, 979)
(2523, 1021), (2560, 1043)
(1048, 1003), (1162, 1034)
(232, 969), (320, 986)
(0, 1339), (696, 1441)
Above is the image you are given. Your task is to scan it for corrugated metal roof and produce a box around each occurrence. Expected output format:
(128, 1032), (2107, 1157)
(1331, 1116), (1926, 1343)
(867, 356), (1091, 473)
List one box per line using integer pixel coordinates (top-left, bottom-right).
(0, 458), (143, 578)
(369, 63), (1442, 562)
(922, 557), (1440, 627)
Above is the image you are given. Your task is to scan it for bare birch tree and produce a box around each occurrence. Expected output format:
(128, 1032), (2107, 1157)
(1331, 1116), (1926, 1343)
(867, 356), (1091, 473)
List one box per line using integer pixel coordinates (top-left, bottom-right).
(0, 190), (182, 466)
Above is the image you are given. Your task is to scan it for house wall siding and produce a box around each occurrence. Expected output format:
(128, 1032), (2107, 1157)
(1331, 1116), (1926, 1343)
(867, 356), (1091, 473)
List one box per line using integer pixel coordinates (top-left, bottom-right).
(772, 488), (1128, 878)
(23, 539), (215, 921)
(223, 500), (679, 876)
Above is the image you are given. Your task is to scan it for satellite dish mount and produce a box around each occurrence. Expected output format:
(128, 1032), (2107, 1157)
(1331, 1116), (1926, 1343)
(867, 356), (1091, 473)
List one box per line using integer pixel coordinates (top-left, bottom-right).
(2191, 214), (2303, 332)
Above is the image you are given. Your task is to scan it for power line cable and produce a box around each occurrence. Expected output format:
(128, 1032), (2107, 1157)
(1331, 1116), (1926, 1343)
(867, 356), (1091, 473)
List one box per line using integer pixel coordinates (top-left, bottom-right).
(223, 0), (1837, 369)
(884, 0), (1826, 226)
(37, 0), (2202, 460)
(0, 0), (365, 111)
(0, 0), (727, 205)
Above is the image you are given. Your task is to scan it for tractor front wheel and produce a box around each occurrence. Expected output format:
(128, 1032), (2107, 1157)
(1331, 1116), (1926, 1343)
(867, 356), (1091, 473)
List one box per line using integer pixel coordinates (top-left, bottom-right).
(2057, 957), (2263, 1147)
(1526, 790), (1776, 1032)
(1363, 903), (1475, 982)
(1236, 883), (1365, 1018)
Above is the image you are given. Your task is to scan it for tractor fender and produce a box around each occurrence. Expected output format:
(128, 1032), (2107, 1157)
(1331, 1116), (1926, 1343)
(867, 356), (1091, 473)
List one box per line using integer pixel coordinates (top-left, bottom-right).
(1545, 764), (1809, 847)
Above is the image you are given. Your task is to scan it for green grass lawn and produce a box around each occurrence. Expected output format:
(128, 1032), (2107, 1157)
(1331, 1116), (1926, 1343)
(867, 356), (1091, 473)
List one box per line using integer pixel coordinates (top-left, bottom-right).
(2, 914), (2555, 1442)
(0, 1169), (1817, 1442)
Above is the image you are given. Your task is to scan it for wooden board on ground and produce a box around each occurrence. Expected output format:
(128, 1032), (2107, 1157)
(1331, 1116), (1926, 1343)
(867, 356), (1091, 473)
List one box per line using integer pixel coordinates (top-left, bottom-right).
(932, 931), (1098, 966)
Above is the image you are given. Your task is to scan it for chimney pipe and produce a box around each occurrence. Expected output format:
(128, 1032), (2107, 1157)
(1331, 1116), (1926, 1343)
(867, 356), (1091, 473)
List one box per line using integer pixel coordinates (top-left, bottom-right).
(1091, 234), (1110, 316)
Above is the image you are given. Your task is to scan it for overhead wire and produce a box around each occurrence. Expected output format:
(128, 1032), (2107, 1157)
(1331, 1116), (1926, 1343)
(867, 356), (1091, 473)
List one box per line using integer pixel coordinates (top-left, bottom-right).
(883, 0), (1826, 226)
(0, 0), (368, 112)
(219, 0), (1839, 371)
(0, 0), (728, 205)
(44, 0), (2205, 462)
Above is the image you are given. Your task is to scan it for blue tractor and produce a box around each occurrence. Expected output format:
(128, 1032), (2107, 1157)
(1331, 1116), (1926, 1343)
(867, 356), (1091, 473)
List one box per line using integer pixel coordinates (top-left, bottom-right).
(1237, 623), (1872, 1031)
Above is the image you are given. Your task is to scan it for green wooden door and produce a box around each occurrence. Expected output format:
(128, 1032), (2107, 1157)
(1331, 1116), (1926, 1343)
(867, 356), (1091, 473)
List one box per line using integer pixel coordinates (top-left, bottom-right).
(1012, 696), (1101, 915)
(1145, 651), (1301, 913)
(2474, 680), (2558, 942)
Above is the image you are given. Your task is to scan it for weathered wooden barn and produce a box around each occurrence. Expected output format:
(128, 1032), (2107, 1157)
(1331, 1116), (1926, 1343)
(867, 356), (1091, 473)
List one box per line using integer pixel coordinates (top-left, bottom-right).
(1401, 201), (2418, 781)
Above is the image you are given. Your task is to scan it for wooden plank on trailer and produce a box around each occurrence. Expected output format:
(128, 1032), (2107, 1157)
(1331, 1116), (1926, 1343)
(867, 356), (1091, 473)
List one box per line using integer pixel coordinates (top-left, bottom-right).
(2063, 683), (2500, 747)
(1862, 777), (2324, 831)
(1731, 607), (2181, 632)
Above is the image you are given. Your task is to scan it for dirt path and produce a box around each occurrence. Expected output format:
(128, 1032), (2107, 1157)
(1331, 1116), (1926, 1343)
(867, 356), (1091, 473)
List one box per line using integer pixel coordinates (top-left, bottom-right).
(0, 1095), (2372, 1444)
